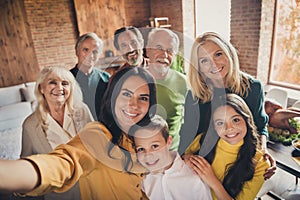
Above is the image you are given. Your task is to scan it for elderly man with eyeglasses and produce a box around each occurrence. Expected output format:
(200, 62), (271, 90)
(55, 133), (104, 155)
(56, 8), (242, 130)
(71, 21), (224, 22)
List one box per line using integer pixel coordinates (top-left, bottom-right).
(146, 28), (188, 151)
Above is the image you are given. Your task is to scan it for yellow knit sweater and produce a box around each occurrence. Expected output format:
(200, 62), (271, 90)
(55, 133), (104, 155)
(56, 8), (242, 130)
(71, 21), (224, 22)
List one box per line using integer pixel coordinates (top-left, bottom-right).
(185, 134), (270, 200)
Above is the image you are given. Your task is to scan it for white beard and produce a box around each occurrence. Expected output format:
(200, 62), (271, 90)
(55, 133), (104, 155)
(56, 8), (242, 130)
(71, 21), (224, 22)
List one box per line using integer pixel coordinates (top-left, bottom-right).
(152, 64), (169, 78)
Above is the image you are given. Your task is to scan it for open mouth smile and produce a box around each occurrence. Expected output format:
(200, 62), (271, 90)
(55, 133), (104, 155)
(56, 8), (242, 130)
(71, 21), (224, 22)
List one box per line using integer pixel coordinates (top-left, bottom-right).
(51, 92), (64, 96)
(156, 58), (170, 65)
(225, 132), (239, 138)
(145, 159), (159, 166)
(123, 110), (138, 118)
(126, 50), (138, 57)
(211, 66), (224, 74)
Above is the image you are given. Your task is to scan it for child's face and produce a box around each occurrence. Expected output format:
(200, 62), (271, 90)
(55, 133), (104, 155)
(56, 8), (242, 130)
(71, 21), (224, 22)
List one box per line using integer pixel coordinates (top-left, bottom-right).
(213, 105), (247, 145)
(134, 129), (172, 172)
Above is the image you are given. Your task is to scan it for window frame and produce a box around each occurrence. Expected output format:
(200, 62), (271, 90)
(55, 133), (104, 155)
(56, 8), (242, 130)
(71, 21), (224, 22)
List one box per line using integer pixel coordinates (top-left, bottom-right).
(268, 0), (300, 90)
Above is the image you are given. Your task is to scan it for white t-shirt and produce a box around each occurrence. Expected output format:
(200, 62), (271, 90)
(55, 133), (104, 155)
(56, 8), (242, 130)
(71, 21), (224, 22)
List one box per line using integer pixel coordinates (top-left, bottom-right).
(142, 151), (212, 200)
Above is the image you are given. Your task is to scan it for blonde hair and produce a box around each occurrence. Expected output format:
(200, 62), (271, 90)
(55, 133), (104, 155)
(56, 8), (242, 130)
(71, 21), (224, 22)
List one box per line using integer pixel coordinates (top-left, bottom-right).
(35, 66), (82, 127)
(188, 32), (252, 103)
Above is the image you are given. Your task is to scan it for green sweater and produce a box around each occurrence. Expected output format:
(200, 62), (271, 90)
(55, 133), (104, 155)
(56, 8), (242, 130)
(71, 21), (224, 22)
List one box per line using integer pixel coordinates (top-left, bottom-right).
(156, 69), (187, 151)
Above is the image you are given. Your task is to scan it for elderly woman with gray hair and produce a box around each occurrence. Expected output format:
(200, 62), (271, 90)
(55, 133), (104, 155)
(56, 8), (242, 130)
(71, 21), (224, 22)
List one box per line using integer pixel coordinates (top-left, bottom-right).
(21, 66), (93, 200)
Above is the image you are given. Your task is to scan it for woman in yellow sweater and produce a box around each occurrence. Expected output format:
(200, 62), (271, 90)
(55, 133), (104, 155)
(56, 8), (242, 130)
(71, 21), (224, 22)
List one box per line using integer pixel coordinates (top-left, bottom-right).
(185, 94), (270, 200)
(0, 67), (156, 200)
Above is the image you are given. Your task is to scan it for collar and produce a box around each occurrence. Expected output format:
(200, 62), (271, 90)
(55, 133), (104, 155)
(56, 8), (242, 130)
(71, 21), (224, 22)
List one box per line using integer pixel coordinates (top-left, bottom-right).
(75, 64), (94, 76)
(119, 133), (135, 153)
(218, 138), (244, 154)
(46, 106), (73, 131)
(161, 151), (182, 174)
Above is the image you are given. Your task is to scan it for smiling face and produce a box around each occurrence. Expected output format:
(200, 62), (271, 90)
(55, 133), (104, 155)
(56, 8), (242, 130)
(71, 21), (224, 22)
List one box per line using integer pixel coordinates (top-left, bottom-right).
(146, 31), (177, 79)
(134, 128), (172, 172)
(40, 73), (71, 106)
(114, 76), (150, 132)
(213, 105), (247, 145)
(76, 38), (101, 69)
(197, 41), (230, 87)
(117, 30), (144, 66)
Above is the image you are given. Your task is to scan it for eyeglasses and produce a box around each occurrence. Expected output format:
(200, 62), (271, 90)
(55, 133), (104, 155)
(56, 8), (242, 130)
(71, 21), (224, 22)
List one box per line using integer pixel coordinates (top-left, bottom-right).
(149, 44), (176, 55)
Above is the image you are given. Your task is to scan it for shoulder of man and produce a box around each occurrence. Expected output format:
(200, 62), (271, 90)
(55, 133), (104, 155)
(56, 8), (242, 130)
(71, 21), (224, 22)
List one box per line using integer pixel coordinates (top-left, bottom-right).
(169, 69), (186, 79)
(168, 69), (188, 87)
(69, 65), (79, 77)
(93, 68), (111, 82)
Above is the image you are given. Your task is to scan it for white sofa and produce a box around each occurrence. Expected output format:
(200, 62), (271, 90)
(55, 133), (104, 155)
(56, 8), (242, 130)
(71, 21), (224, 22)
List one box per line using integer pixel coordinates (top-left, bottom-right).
(0, 82), (36, 160)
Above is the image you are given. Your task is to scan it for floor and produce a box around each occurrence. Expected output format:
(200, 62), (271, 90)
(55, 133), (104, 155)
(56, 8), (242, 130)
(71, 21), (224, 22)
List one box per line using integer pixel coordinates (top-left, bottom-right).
(257, 167), (300, 200)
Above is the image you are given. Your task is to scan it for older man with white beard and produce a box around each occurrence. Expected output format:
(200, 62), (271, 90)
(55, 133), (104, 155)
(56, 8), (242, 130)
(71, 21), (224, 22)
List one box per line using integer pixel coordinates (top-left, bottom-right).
(146, 28), (188, 151)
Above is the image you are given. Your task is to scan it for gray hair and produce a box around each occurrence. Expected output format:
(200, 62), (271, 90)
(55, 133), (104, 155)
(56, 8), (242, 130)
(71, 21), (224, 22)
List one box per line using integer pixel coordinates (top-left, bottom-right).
(147, 28), (179, 54)
(35, 66), (83, 126)
(75, 32), (103, 53)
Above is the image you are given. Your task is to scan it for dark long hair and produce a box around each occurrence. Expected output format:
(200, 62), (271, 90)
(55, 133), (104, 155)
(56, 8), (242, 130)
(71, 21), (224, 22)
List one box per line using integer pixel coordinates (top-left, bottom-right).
(99, 66), (157, 171)
(201, 93), (259, 198)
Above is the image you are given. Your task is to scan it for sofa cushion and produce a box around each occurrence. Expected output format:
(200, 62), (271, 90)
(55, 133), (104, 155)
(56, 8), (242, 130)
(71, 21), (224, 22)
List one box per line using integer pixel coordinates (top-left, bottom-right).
(25, 81), (36, 88)
(21, 82), (37, 110)
(0, 127), (22, 160)
(0, 83), (25, 107)
(21, 82), (36, 103)
(0, 102), (32, 131)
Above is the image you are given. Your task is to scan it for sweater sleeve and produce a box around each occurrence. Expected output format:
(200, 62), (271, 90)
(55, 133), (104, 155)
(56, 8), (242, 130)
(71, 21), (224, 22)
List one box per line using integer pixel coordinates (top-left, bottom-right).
(23, 122), (113, 196)
(24, 122), (144, 196)
(178, 91), (201, 155)
(246, 80), (269, 137)
(24, 130), (98, 196)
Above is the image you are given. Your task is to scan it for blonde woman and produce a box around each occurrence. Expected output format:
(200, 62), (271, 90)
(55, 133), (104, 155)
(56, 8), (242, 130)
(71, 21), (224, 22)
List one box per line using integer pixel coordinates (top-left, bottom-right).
(21, 66), (93, 200)
(178, 32), (276, 179)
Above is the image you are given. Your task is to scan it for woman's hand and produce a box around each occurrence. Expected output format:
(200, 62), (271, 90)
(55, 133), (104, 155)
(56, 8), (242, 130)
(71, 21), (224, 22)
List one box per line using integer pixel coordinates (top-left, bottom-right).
(260, 135), (277, 180)
(189, 155), (219, 187)
(189, 155), (233, 200)
(263, 151), (277, 180)
(181, 154), (192, 165)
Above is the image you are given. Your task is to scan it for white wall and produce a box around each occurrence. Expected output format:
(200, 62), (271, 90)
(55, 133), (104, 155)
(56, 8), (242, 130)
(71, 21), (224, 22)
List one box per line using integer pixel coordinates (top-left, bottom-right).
(195, 0), (231, 40)
(182, 0), (231, 74)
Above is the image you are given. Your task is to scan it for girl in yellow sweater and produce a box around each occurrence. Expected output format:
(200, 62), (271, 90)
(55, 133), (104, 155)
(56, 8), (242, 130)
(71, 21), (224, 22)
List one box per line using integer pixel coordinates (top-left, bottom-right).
(185, 93), (270, 200)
